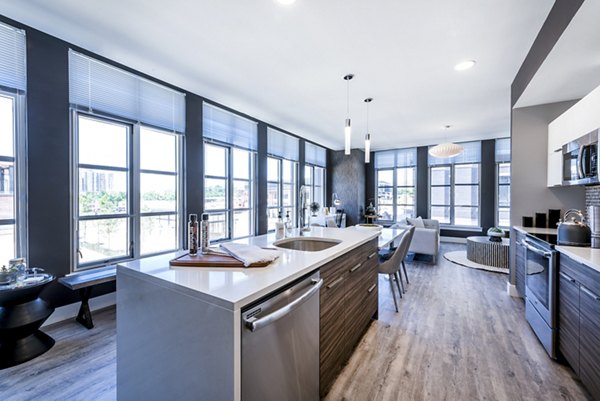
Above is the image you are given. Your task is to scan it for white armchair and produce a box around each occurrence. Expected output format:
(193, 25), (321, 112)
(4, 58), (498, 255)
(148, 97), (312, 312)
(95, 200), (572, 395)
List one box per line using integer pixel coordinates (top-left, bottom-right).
(393, 218), (440, 263)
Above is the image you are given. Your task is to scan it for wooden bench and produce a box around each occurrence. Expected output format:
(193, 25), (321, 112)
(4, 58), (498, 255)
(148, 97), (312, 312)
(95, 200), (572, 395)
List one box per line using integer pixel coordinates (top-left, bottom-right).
(58, 266), (116, 329)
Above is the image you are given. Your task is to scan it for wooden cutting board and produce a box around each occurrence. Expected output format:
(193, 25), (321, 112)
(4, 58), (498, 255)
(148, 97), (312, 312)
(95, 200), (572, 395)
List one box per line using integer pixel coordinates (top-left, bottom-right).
(169, 252), (272, 268)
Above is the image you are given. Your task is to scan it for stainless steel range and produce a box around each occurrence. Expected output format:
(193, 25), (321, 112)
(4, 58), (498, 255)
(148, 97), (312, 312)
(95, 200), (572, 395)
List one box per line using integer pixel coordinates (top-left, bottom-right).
(520, 233), (558, 359)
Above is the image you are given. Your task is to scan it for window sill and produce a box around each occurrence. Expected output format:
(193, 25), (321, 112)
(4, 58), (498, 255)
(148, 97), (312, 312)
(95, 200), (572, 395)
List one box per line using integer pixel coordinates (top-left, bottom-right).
(440, 225), (483, 232)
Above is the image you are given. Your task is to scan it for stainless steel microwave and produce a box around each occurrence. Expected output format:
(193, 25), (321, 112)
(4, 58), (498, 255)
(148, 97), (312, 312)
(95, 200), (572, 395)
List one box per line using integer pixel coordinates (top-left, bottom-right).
(563, 130), (599, 186)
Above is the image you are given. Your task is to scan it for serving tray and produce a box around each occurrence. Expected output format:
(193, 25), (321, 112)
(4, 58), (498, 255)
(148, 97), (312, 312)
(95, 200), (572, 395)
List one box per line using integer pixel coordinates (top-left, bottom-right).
(169, 252), (271, 268)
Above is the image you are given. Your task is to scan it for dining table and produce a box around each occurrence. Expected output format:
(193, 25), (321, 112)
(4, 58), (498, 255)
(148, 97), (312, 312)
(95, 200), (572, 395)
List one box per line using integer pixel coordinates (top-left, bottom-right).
(350, 226), (407, 250)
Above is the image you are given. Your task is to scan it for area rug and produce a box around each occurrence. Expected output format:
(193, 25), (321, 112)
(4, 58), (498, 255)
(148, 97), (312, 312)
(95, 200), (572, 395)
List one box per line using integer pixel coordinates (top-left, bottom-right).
(444, 251), (508, 274)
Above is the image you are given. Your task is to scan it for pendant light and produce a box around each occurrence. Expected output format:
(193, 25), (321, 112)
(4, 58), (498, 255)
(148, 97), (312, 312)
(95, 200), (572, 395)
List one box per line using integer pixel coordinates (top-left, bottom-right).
(364, 98), (373, 163)
(343, 74), (354, 155)
(428, 125), (464, 158)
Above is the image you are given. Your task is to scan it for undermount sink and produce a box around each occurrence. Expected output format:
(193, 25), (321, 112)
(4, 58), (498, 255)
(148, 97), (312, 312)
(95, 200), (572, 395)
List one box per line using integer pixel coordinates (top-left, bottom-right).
(273, 237), (342, 252)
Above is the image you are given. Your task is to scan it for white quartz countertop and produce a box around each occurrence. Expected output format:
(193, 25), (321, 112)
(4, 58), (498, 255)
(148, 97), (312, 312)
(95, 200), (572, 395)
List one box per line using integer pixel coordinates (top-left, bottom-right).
(556, 245), (600, 274)
(117, 227), (379, 311)
(513, 225), (558, 235)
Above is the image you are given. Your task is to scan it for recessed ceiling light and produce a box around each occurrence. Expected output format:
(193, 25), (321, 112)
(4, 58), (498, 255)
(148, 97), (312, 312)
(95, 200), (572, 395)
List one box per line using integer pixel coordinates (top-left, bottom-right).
(454, 60), (476, 71)
(276, 0), (296, 5)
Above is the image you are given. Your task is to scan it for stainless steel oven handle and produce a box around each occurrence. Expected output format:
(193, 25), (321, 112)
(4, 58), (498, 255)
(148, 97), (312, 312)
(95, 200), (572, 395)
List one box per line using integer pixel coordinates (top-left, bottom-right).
(519, 240), (553, 258)
(244, 278), (323, 332)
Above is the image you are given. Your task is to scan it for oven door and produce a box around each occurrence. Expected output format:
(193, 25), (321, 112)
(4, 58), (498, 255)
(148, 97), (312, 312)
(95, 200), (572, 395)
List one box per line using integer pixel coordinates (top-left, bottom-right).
(522, 239), (557, 327)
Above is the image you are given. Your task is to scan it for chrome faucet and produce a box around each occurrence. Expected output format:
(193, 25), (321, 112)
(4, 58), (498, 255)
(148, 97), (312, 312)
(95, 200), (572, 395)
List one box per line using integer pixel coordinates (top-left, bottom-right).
(299, 185), (310, 235)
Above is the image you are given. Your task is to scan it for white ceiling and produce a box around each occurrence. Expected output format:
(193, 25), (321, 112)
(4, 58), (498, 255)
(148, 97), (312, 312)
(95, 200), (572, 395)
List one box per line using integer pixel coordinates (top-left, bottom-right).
(0, 0), (553, 151)
(515, 0), (600, 108)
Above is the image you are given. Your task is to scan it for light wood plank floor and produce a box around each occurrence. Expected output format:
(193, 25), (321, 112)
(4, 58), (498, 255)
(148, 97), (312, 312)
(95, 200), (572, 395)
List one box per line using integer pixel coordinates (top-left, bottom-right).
(0, 244), (591, 401)
(325, 244), (591, 401)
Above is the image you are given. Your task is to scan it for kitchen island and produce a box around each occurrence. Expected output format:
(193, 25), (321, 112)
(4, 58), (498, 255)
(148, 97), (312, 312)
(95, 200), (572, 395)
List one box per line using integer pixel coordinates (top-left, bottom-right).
(116, 227), (380, 401)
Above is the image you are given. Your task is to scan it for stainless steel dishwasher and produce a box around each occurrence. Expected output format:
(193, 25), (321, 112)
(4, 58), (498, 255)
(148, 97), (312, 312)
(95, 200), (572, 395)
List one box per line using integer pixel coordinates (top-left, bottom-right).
(241, 271), (323, 401)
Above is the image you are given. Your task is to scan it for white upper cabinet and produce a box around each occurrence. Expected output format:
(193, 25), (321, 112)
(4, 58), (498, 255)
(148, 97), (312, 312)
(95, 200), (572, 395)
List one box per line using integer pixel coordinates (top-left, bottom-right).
(547, 84), (600, 187)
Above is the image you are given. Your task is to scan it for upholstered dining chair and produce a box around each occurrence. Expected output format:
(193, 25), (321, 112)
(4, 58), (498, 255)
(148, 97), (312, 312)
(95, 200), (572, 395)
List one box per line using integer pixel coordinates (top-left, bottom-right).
(378, 229), (413, 312)
(398, 225), (416, 288)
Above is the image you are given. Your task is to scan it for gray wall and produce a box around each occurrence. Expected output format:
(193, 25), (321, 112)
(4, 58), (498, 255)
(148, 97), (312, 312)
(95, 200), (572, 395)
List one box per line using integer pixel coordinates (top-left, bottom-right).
(509, 100), (585, 287)
(510, 100), (585, 227)
(331, 149), (366, 226)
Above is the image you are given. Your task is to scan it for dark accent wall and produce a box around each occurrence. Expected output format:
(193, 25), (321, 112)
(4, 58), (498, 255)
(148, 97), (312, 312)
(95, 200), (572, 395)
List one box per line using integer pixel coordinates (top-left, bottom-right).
(25, 25), (94, 306)
(185, 93), (204, 241)
(511, 0), (584, 106)
(331, 149), (366, 226)
(480, 140), (496, 231)
(364, 153), (375, 209)
(416, 146), (429, 218)
(257, 123), (268, 235)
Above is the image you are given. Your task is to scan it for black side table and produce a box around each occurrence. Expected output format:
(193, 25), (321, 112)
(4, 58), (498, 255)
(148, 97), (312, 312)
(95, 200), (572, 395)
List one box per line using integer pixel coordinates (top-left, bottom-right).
(0, 273), (55, 369)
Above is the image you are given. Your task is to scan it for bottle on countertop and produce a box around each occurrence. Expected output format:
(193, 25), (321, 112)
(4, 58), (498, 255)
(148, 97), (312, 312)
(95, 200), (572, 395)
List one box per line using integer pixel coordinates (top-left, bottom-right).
(285, 210), (292, 236)
(201, 213), (210, 254)
(276, 210), (285, 239)
(188, 214), (198, 256)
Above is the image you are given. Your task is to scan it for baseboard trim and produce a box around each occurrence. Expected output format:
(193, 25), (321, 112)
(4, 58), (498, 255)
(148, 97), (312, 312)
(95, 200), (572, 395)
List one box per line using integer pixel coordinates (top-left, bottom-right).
(441, 236), (467, 244)
(507, 282), (521, 298)
(43, 292), (116, 327)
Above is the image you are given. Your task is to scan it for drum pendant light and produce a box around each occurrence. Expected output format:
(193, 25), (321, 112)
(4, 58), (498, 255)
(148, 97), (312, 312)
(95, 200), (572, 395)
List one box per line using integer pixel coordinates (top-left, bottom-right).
(344, 74), (354, 155)
(364, 98), (373, 163)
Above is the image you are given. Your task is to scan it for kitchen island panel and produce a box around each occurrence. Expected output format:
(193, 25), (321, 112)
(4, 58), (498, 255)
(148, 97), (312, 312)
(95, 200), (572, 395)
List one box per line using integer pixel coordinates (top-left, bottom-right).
(117, 269), (239, 401)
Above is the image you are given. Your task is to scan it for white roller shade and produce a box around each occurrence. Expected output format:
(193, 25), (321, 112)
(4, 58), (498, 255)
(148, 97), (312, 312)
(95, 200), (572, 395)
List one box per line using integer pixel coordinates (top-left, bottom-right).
(495, 137), (511, 163)
(267, 127), (299, 161)
(69, 50), (186, 133)
(203, 102), (258, 151)
(305, 142), (326, 167)
(428, 141), (481, 165)
(375, 148), (417, 169)
(0, 21), (26, 91)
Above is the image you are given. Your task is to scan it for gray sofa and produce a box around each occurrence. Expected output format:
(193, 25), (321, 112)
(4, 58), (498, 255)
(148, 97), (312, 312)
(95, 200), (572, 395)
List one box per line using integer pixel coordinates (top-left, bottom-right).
(393, 218), (440, 263)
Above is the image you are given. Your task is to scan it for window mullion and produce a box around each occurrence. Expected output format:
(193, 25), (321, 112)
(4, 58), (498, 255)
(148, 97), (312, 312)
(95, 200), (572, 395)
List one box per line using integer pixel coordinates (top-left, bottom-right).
(450, 165), (455, 226)
(131, 124), (140, 259)
(228, 146), (233, 239)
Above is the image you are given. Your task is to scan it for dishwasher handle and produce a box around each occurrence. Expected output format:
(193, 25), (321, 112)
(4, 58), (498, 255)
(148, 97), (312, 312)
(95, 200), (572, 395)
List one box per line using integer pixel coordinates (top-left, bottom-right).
(244, 278), (323, 332)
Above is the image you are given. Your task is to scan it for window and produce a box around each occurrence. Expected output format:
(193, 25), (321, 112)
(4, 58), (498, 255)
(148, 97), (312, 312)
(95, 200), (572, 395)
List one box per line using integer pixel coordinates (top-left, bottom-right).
(203, 103), (257, 241)
(429, 141), (481, 227)
(74, 115), (181, 268)
(70, 52), (185, 269)
(375, 148), (417, 222)
(203, 144), (254, 241)
(267, 128), (299, 230)
(304, 142), (326, 209)
(267, 158), (297, 230)
(496, 138), (511, 227)
(304, 164), (325, 208)
(0, 22), (27, 263)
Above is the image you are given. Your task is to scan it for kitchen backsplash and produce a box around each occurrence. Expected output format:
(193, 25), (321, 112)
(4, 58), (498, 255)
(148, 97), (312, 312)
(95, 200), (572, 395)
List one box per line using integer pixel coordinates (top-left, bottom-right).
(585, 185), (600, 217)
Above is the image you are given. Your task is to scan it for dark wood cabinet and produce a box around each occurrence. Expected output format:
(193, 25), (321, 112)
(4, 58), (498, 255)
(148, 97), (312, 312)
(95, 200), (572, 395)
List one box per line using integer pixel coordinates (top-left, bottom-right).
(558, 253), (600, 400)
(319, 239), (378, 397)
(558, 270), (579, 375)
(514, 229), (527, 297)
(579, 284), (600, 399)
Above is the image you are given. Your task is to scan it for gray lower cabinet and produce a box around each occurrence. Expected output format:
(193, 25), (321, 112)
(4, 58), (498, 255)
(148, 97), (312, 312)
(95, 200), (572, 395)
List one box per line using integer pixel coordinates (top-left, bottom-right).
(514, 230), (527, 297)
(319, 239), (378, 398)
(558, 253), (600, 400)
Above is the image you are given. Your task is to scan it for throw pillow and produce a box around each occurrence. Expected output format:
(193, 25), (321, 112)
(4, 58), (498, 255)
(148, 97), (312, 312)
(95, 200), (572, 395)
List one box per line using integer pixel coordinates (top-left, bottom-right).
(406, 216), (425, 228)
